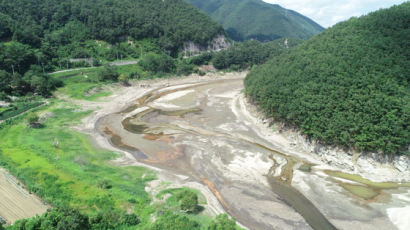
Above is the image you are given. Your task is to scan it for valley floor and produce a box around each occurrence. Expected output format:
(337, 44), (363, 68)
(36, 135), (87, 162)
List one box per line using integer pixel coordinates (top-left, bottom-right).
(0, 70), (409, 230)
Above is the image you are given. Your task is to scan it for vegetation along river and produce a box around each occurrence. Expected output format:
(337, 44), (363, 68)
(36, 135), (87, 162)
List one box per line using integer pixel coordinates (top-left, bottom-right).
(96, 76), (410, 230)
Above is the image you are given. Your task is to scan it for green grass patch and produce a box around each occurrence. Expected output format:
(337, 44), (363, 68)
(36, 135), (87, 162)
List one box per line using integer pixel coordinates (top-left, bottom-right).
(0, 101), (156, 223)
(339, 183), (379, 200)
(325, 170), (410, 189)
(51, 64), (146, 101)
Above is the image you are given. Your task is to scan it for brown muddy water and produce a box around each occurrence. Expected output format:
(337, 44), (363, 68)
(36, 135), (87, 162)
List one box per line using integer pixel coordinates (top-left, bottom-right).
(97, 78), (409, 230)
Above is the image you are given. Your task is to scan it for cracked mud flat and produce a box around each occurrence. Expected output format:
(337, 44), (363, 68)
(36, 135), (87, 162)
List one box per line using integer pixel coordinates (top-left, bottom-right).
(89, 74), (409, 230)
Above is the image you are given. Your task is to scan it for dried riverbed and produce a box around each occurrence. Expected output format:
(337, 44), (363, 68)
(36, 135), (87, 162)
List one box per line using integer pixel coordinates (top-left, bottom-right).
(86, 73), (409, 230)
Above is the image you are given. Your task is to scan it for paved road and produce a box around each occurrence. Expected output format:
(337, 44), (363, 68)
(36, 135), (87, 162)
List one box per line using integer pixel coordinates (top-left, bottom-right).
(50, 60), (139, 74)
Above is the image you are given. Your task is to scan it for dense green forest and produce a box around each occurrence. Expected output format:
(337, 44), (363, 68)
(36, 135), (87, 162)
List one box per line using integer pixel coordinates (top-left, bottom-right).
(0, 0), (224, 96)
(212, 38), (302, 70)
(245, 3), (410, 155)
(185, 0), (324, 41)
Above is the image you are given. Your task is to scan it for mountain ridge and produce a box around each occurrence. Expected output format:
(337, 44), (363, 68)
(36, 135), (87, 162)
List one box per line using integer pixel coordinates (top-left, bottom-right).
(185, 0), (324, 41)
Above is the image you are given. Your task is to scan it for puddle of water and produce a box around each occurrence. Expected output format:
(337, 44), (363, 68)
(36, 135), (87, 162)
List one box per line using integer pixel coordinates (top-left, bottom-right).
(155, 108), (201, 117)
(325, 170), (410, 201)
(325, 170), (410, 189)
(104, 127), (148, 159)
(122, 118), (149, 134)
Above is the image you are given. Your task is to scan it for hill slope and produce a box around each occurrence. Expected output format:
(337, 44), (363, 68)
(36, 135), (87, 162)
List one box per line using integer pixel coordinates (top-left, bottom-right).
(185, 0), (324, 41)
(245, 3), (410, 155)
(0, 0), (224, 49)
(0, 0), (225, 96)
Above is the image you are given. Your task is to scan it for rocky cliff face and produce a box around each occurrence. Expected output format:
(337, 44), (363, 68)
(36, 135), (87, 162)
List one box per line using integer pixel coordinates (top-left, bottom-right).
(183, 35), (230, 57)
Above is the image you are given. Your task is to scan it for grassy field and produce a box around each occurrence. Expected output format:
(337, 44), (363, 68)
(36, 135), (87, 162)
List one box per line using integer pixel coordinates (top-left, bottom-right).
(0, 100), (157, 225)
(51, 64), (144, 101)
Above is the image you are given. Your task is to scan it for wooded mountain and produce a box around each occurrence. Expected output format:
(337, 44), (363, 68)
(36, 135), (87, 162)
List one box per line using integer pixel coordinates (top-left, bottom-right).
(185, 0), (324, 41)
(0, 0), (223, 49)
(0, 0), (224, 96)
(245, 3), (410, 155)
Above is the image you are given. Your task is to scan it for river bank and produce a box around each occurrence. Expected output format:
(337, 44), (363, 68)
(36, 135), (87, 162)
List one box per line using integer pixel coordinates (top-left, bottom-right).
(238, 94), (410, 182)
(237, 94), (410, 230)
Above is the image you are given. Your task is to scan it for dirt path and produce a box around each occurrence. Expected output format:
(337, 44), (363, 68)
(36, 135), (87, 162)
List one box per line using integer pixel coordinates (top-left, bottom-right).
(50, 60), (139, 74)
(0, 168), (48, 224)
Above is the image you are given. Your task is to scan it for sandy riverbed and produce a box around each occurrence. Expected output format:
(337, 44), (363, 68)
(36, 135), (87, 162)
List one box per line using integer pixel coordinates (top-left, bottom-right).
(72, 72), (409, 230)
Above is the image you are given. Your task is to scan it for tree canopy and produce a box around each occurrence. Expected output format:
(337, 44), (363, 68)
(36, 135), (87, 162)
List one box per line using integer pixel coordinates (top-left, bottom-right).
(245, 3), (410, 155)
(212, 38), (302, 70)
(7, 208), (140, 230)
(0, 0), (224, 97)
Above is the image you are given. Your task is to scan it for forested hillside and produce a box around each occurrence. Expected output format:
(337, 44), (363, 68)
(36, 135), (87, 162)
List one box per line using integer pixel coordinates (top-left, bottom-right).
(245, 3), (410, 155)
(0, 0), (224, 96)
(212, 38), (302, 70)
(185, 0), (324, 41)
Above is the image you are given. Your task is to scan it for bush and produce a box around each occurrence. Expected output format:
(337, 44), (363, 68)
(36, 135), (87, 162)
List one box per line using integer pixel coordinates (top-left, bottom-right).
(208, 214), (237, 230)
(0, 92), (9, 101)
(139, 53), (175, 73)
(176, 190), (198, 213)
(189, 53), (213, 65)
(98, 65), (119, 82)
(26, 112), (39, 124)
(122, 213), (140, 226)
(97, 179), (112, 189)
(118, 74), (130, 86)
(149, 212), (200, 230)
(176, 61), (194, 76)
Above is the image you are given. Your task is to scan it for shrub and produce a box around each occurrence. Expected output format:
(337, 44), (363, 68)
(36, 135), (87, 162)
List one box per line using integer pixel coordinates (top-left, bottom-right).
(97, 65), (119, 82)
(97, 179), (112, 189)
(176, 190), (198, 213)
(149, 212), (200, 230)
(26, 112), (40, 128)
(118, 74), (130, 86)
(189, 53), (213, 65)
(176, 61), (194, 76)
(208, 214), (237, 230)
(139, 53), (175, 73)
